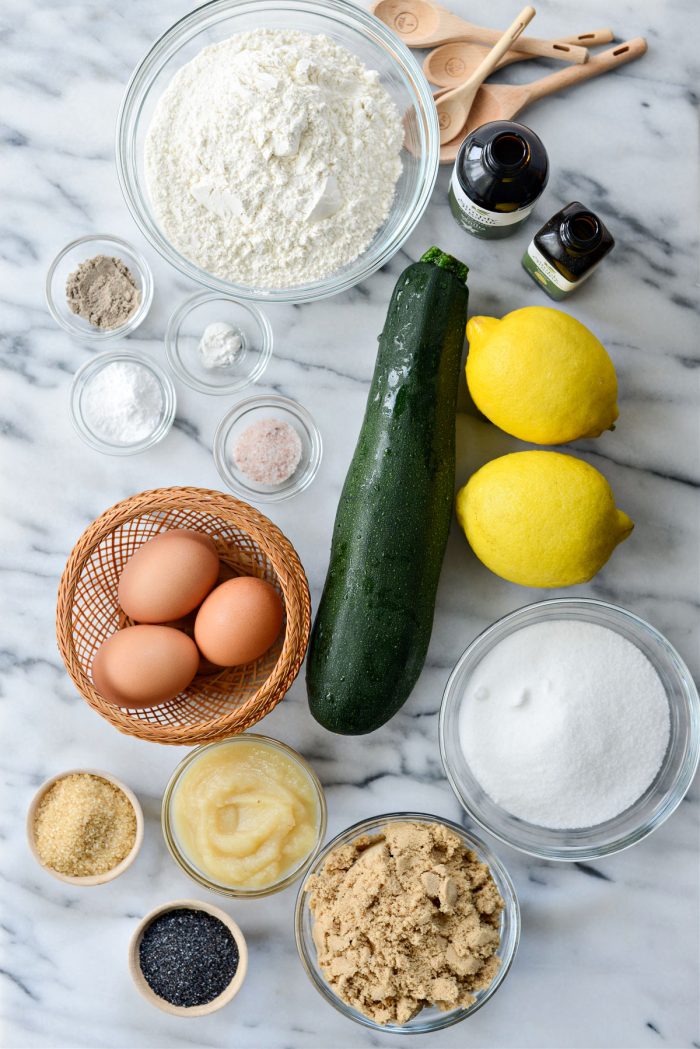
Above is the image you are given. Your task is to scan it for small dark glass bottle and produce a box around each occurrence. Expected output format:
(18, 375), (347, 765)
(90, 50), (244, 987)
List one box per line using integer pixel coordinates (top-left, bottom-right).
(448, 120), (549, 240)
(522, 202), (615, 300)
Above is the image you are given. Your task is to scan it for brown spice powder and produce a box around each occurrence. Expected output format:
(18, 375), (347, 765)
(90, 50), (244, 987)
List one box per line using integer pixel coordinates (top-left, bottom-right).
(305, 821), (504, 1025)
(33, 773), (137, 877)
(65, 255), (140, 330)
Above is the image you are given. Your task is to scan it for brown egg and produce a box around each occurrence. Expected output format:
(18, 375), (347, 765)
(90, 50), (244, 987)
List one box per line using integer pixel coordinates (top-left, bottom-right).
(163, 612), (223, 677)
(194, 576), (284, 667)
(118, 529), (220, 624)
(91, 625), (200, 708)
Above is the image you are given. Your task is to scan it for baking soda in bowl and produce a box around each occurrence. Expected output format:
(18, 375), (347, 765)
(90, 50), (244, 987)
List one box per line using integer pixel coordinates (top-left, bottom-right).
(459, 620), (670, 829)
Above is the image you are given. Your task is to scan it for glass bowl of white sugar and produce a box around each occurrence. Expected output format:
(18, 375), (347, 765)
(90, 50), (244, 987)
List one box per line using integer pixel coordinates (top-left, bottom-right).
(70, 351), (176, 455)
(440, 599), (699, 861)
(116, 0), (439, 303)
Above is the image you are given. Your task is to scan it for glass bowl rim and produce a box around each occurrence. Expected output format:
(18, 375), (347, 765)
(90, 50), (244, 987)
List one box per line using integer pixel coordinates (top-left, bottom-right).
(46, 233), (154, 341)
(439, 597), (700, 862)
(164, 291), (273, 394)
(161, 732), (328, 898)
(213, 394), (323, 502)
(70, 349), (177, 455)
(294, 810), (521, 1034)
(115, 0), (440, 303)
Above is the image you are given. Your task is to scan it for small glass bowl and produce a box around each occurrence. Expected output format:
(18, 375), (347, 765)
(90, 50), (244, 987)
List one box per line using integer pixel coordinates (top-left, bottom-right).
(70, 350), (176, 455)
(162, 734), (328, 899)
(165, 292), (273, 395)
(440, 599), (700, 862)
(213, 395), (322, 502)
(295, 812), (520, 1034)
(46, 234), (153, 341)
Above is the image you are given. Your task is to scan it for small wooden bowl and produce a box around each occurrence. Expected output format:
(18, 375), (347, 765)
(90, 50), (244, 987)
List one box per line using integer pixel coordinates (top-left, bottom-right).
(128, 899), (248, 1016)
(56, 486), (311, 745)
(27, 768), (144, 886)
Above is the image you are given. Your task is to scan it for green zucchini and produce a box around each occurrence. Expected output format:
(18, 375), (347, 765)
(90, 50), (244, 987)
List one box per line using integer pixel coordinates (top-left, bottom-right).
(306, 247), (469, 735)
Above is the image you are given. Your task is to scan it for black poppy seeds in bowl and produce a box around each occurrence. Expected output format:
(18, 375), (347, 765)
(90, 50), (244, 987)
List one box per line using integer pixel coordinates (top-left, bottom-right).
(138, 908), (239, 1008)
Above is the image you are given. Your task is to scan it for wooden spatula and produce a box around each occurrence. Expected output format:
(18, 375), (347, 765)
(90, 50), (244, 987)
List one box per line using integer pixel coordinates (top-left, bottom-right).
(435, 6), (535, 144)
(371, 0), (589, 63)
(425, 29), (614, 87)
(439, 37), (648, 164)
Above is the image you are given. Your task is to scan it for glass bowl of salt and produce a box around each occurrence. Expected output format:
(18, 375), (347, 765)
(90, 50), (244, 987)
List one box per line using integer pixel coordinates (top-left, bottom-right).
(213, 395), (322, 503)
(439, 598), (700, 861)
(70, 350), (176, 455)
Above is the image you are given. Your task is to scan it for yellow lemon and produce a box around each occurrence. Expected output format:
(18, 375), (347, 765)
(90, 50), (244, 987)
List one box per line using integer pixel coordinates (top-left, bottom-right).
(456, 451), (633, 588)
(466, 306), (618, 444)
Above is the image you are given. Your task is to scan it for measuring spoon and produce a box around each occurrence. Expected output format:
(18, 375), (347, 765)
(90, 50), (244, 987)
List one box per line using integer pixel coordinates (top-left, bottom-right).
(439, 37), (648, 164)
(436, 6), (535, 144)
(425, 29), (614, 87)
(371, 0), (589, 63)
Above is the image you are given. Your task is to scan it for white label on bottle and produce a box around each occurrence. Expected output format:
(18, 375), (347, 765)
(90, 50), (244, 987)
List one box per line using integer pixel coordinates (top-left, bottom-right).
(526, 242), (581, 291)
(450, 169), (536, 230)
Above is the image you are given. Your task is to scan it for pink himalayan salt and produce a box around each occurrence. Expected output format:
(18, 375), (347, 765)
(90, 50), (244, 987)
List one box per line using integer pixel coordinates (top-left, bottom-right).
(232, 417), (303, 485)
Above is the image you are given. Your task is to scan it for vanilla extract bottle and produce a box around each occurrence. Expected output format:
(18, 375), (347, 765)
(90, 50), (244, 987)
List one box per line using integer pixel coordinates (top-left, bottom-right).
(448, 120), (549, 240)
(522, 202), (615, 300)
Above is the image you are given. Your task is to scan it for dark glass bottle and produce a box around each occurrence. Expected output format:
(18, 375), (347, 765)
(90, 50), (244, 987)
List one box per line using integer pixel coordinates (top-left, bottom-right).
(448, 120), (549, 240)
(522, 202), (615, 300)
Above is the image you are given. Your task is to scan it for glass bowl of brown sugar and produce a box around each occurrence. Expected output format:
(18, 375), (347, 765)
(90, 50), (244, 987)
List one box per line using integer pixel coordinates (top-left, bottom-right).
(294, 812), (520, 1034)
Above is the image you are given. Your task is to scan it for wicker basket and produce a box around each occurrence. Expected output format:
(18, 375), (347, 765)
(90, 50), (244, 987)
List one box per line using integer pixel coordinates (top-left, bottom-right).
(56, 487), (311, 745)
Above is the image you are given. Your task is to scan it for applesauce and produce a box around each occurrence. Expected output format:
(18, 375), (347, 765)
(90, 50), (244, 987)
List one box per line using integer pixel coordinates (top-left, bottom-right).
(168, 736), (325, 894)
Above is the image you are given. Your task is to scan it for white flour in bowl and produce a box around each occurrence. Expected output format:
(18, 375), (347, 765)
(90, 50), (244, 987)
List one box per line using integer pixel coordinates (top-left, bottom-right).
(145, 30), (404, 290)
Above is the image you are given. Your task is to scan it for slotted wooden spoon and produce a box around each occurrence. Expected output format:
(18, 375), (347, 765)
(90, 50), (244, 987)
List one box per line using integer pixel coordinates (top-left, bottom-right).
(425, 28), (614, 87)
(436, 6), (535, 144)
(371, 0), (589, 62)
(439, 37), (648, 164)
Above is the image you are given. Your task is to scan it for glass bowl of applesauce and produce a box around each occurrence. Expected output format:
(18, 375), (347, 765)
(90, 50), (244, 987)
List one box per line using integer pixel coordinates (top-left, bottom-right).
(162, 734), (327, 898)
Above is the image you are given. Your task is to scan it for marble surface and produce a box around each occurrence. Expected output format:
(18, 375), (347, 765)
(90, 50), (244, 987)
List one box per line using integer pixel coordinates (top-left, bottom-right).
(2, 0), (699, 1046)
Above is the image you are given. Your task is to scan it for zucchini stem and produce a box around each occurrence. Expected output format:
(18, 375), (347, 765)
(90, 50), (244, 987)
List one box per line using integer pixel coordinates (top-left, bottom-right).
(420, 246), (469, 284)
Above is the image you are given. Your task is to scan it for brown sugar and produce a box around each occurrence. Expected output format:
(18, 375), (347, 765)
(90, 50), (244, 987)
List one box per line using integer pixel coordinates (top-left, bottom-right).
(33, 773), (137, 877)
(305, 821), (504, 1025)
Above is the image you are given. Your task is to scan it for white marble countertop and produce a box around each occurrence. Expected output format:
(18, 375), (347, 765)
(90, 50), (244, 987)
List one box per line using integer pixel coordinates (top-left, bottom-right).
(2, 0), (699, 1046)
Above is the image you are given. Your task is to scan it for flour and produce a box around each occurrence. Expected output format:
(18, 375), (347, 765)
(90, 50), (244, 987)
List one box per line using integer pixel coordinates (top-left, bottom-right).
(459, 620), (670, 829)
(145, 30), (404, 289)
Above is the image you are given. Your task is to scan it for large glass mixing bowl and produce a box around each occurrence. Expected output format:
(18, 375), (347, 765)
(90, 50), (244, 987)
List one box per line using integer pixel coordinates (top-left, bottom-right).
(116, 0), (439, 302)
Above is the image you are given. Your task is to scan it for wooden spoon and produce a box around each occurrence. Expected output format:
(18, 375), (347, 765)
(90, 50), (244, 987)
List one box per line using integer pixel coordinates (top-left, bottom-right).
(425, 29), (614, 87)
(371, 0), (589, 63)
(439, 37), (648, 164)
(436, 6), (535, 144)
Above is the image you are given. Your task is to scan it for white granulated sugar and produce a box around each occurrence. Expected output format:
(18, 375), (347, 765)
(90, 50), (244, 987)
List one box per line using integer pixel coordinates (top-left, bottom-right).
(82, 361), (163, 444)
(145, 30), (404, 289)
(459, 620), (670, 829)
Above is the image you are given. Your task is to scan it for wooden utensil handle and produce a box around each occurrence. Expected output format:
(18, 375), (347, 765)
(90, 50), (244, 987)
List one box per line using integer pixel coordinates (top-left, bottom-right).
(460, 5), (535, 91)
(510, 26), (612, 55)
(526, 37), (648, 102)
(564, 28), (615, 46)
(465, 23), (589, 63)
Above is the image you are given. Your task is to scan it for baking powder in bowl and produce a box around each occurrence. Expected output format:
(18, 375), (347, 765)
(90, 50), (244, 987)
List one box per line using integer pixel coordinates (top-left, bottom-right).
(82, 361), (163, 444)
(144, 30), (403, 289)
(458, 620), (670, 829)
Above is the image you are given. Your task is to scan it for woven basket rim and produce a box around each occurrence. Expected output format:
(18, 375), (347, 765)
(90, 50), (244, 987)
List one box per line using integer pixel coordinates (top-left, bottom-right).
(56, 487), (311, 745)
